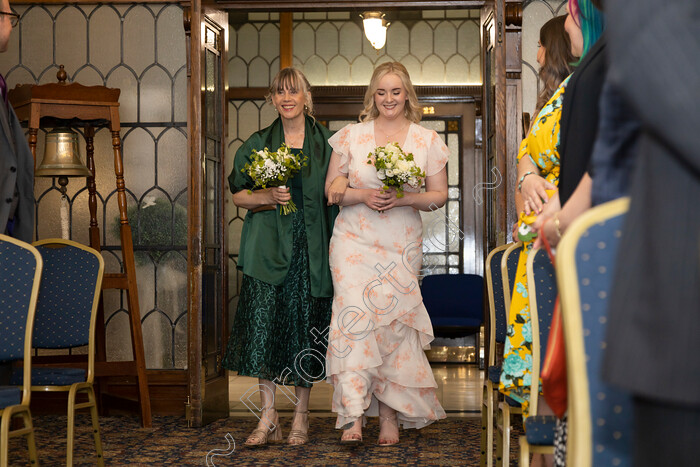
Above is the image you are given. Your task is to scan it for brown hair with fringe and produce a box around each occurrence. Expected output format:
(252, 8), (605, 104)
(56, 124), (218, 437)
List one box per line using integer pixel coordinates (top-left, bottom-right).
(359, 62), (422, 123)
(266, 67), (314, 117)
(535, 15), (576, 116)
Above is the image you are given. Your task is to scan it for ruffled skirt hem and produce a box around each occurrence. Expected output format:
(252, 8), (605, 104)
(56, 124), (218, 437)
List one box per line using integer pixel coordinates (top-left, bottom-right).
(330, 370), (446, 429)
(327, 317), (446, 430)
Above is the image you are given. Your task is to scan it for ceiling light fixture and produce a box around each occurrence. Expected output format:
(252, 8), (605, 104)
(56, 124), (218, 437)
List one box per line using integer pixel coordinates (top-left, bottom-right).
(361, 12), (389, 50)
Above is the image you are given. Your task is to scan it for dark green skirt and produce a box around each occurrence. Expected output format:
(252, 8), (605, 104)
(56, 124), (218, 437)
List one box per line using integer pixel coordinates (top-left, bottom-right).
(222, 208), (332, 388)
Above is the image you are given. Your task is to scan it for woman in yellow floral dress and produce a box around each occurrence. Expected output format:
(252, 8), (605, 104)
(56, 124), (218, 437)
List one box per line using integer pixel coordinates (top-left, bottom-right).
(499, 15), (575, 415)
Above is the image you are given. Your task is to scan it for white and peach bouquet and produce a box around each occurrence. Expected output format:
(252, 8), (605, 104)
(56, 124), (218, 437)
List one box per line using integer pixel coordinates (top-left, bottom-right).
(366, 142), (425, 198)
(241, 143), (308, 215)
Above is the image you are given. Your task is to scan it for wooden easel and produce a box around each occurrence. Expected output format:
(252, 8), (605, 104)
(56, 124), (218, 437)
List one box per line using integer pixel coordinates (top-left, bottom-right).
(9, 66), (152, 427)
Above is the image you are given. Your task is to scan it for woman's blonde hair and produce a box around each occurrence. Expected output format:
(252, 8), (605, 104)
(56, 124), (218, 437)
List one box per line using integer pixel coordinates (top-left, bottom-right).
(359, 62), (422, 123)
(265, 67), (314, 116)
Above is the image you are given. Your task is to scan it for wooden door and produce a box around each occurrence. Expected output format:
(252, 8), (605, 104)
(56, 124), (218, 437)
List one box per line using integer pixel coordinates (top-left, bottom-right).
(481, 4), (500, 256)
(481, 0), (524, 254)
(187, 2), (229, 427)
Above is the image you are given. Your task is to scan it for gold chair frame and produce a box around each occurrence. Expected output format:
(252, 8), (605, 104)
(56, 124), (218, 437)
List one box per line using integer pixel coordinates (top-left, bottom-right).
(556, 197), (630, 467)
(0, 234), (43, 467)
(481, 243), (512, 467)
(31, 239), (105, 467)
(495, 241), (523, 467)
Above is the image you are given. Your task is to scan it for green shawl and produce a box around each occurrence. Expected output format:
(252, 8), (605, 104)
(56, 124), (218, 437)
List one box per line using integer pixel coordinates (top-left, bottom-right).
(228, 115), (338, 298)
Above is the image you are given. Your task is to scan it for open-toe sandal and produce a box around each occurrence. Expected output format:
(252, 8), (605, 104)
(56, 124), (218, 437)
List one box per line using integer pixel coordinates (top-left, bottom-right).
(377, 414), (400, 447)
(244, 411), (282, 448)
(287, 410), (310, 445)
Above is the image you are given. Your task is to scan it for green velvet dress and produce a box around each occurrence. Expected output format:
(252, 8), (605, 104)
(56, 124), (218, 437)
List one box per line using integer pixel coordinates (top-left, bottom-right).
(223, 118), (337, 388)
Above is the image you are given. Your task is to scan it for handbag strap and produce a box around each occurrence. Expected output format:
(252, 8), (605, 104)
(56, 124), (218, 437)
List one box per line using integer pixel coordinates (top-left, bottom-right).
(539, 220), (557, 266)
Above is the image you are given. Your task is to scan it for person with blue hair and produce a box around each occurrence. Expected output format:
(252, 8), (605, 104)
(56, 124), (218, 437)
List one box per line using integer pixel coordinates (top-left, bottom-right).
(527, 0), (606, 225)
(557, 0), (606, 204)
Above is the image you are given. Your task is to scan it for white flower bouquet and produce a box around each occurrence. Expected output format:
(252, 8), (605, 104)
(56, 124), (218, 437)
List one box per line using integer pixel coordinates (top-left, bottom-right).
(241, 143), (308, 215)
(366, 142), (426, 198)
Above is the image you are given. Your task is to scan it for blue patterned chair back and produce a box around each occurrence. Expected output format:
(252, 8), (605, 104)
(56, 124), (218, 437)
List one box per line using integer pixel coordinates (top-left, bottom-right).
(506, 246), (521, 293)
(422, 273), (484, 329)
(558, 198), (633, 467)
(487, 247), (508, 344)
(32, 241), (103, 349)
(531, 249), (557, 368)
(576, 208), (632, 466)
(0, 235), (42, 363)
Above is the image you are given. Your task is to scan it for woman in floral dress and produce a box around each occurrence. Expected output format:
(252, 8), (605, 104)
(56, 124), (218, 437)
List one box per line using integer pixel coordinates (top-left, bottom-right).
(499, 15), (576, 415)
(324, 62), (448, 446)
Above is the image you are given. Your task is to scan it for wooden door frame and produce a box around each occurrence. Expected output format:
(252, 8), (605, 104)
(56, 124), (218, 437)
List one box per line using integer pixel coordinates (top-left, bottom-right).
(479, 0), (523, 382)
(187, 0), (230, 427)
(192, 0), (523, 426)
(186, 0), (204, 427)
(485, 0), (522, 247)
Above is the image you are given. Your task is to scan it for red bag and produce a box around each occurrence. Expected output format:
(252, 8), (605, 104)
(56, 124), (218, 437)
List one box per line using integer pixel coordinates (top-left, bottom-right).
(539, 225), (568, 419)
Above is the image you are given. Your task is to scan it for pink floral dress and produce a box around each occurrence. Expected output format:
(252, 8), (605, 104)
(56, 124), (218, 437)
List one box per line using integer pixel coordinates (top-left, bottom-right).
(326, 120), (449, 429)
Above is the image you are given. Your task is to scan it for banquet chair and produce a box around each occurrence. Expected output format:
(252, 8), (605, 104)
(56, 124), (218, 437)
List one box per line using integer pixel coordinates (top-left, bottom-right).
(0, 234), (42, 467)
(480, 243), (511, 467)
(518, 249), (557, 465)
(495, 241), (523, 466)
(11, 239), (105, 466)
(557, 197), (633, 467)
(421, 273), (484, 364)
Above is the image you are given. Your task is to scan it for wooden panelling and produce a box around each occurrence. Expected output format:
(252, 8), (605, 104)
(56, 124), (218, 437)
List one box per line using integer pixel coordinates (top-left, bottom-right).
(506, 79), (521, 231)
(101, 371), (189, 416)
(505, 2), (522, 26)
(209, 0), (485, 11)
(19, 0), (187, 4)
(504, 0), (523, 234)
(229, 85), (482, 103)
(494, 0), (507, 246)
(29, 370), (188, 416)
(280, 12), (293, 69)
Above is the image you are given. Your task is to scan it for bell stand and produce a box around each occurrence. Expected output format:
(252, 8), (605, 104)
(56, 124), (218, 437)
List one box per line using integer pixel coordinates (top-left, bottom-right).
(9, 66), (152, 427)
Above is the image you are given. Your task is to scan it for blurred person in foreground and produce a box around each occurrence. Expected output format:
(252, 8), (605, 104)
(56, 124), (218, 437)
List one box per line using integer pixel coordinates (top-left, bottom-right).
(602, 0), (700, 465)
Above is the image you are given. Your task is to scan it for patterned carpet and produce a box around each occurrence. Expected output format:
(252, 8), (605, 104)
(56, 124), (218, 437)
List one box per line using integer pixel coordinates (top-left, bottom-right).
(8, 414), (524, 466)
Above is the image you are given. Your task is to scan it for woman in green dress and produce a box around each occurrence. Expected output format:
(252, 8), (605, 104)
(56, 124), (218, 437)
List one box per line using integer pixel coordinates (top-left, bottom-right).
(223, 67), (338, 447)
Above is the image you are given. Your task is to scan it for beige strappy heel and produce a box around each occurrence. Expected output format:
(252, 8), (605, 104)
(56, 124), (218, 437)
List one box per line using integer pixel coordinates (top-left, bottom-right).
(245, 409), (283, 447)
(287, 410), (310, 445)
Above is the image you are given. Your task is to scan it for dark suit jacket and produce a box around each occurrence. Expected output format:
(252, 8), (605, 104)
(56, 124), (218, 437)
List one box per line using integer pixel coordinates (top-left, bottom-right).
(557, 36), (607, 205)
(588, 79), (640, 206)
(603, 0), (700, 405)
(0, 88), (34, 243)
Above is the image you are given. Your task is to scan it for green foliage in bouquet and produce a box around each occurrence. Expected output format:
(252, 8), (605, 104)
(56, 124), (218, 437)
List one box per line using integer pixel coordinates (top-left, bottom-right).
(113, 196), (187, 265)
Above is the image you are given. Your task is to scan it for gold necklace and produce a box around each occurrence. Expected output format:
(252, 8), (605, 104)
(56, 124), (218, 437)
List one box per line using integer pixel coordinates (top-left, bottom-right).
(377, 121), (409, 143)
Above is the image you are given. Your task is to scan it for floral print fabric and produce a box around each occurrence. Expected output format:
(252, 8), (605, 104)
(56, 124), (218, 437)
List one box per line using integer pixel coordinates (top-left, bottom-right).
(325, 121), (449, 429)
(499, 76), (570, 416)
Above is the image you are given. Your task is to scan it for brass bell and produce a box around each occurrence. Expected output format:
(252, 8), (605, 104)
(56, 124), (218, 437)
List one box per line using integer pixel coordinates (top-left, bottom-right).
(35, 128), (92, 194)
